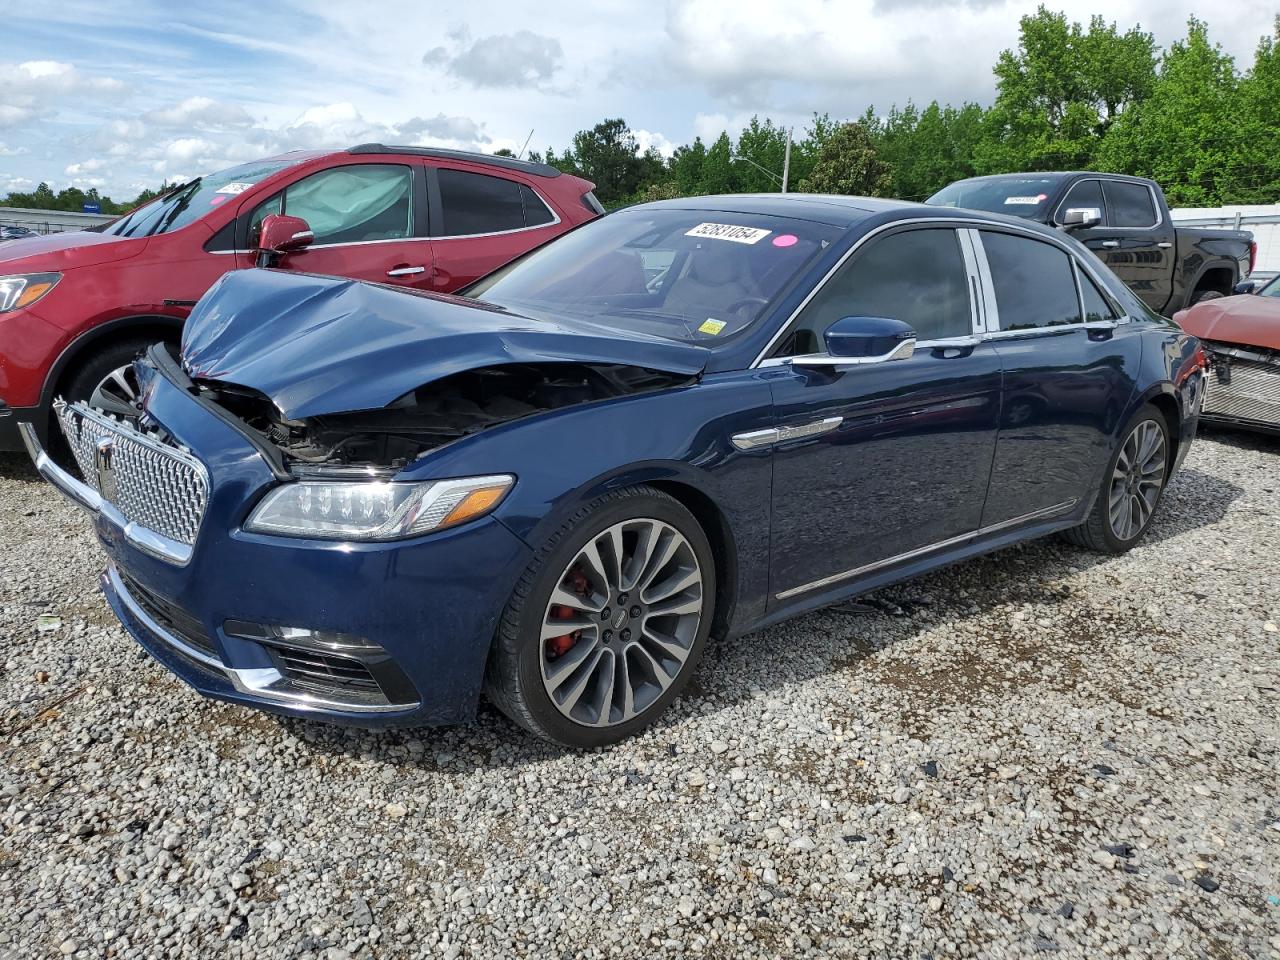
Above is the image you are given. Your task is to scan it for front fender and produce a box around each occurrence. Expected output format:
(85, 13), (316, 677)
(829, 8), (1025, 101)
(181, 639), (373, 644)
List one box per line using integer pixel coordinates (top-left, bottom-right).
(400, 369), (777, 632)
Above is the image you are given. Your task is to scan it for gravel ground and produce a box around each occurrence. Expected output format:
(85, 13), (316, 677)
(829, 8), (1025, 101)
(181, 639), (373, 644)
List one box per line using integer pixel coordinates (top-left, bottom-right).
(1, 430), (1278, 960)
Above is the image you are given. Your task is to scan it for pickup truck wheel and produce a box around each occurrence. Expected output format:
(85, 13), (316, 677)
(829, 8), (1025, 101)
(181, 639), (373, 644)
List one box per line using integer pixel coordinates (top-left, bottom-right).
(1192, 290), (1225, 305)
(486, 486), (715, 748)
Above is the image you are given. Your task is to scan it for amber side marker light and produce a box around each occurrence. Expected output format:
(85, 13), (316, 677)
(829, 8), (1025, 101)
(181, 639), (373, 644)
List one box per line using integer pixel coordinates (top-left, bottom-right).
(441, 484), (511, 529)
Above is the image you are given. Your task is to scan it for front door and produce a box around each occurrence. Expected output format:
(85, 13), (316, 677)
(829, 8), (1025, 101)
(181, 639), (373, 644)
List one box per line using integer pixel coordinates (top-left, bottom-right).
(762, 226), (1003, 606)
(246, 162), (436, 291)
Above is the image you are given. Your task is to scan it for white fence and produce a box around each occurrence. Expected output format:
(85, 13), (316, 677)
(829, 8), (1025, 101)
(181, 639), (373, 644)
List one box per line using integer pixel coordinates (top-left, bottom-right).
(1170, 205), (1280, 278)
(0, 206), (116, 235)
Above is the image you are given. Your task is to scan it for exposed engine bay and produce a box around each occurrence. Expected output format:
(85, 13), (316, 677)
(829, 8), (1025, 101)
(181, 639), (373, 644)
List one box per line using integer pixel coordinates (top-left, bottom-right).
(194, 362), (694, 471)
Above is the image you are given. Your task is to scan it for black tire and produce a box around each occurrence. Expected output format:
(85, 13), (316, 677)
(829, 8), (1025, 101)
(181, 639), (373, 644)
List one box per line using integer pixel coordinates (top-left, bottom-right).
(1192, 289), (1225, 305)
(485, 485), (716, 748)
(61, 336), (163, 412)
(1061, 404), (1170, 553)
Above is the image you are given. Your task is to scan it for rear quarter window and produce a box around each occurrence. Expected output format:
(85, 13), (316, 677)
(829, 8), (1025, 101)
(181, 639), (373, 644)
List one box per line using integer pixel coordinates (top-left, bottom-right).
(980, 231), (1082, 330)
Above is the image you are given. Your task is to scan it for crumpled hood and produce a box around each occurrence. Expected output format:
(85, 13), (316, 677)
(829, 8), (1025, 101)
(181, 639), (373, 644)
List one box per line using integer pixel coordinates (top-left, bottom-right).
(181, 269), (710, 420)
(1175, 295), (1280, 352)
(0, 229), (146, 271)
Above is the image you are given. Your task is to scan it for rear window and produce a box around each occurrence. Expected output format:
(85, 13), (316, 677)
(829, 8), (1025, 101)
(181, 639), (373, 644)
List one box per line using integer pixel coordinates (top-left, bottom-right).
(980, 231), (1082, 330)
(1103, 181), (1158, 228)
(927, 177), (1061, 219)
(437, 169), (554, 236)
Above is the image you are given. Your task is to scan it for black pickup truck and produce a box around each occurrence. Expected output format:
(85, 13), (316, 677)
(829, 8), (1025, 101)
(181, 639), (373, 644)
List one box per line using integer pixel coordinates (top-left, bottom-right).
(927, 172), (1255, 317)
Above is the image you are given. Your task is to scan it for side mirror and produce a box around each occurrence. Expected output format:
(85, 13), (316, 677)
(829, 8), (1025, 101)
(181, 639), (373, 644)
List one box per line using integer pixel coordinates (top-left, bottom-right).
(1233, 280), (1256, 295)
(793, 316), (916, 367)
(1059, 207), (1102, 232)
(256, 214), (314, 267)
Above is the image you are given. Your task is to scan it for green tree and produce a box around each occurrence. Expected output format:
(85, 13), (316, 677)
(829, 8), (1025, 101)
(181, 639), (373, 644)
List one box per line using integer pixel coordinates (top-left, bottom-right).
(568, 118), (645, 204)
(1231, 18), (1280, 202)
(980, 7), (1156, 172)
(700, 132), (737, 194)
(798, 122), (892, 196)
(1097, 18), (1239, 204)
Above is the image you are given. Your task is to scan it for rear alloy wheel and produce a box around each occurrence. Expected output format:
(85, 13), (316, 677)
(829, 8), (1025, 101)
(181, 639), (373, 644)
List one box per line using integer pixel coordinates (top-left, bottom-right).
(486, 487), (715, 747)
(1106, 419), (1167, 541)
(1062, 405), (1170, 553)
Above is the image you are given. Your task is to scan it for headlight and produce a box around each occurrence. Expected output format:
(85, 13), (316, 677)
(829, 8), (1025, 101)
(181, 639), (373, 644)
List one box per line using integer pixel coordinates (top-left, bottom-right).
(0, 273), (61, 313)
(244, 474), (514, 541)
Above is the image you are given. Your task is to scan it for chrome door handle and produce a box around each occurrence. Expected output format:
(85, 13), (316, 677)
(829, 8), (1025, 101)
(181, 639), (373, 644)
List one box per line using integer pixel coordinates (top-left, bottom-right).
(1157, 242), (1173, 249)
(386, 266), (427, 277)
(1100, 241), (1120, 248)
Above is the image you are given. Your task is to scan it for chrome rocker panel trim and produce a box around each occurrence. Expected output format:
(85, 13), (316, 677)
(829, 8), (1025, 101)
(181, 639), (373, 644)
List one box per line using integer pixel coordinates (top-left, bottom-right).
(775, 498), (1079, 600)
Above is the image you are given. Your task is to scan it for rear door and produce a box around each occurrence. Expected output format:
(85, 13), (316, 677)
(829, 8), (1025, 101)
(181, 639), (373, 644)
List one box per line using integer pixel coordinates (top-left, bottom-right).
(425, 165), (565, 292)
(244, 162), (436, 291)
(976, 228), (1144, 526)
(1059, 178), (1175, 313)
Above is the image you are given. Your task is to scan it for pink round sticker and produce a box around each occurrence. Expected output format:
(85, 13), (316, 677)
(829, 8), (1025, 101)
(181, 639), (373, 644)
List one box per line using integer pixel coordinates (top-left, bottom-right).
(209, 195), (228, 206)
(772, 234), (798, 247)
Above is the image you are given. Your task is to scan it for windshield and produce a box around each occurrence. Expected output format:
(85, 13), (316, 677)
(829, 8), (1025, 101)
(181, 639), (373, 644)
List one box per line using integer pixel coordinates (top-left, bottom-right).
(927, 177), (1062, 219)
(101, 158), (303, 238)
(468, 208), (840, 342)
(1258, 275), (1280, 298)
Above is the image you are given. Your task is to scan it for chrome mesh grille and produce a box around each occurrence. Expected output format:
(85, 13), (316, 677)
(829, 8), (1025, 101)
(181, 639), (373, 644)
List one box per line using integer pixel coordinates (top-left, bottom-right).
(1204, 356), (1280, 426)
(56, 402), (209, 547)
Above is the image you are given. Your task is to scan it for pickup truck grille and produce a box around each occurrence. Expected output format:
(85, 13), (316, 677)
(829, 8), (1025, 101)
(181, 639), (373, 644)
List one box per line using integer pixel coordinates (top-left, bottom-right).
(1203, 349), (1280, 426)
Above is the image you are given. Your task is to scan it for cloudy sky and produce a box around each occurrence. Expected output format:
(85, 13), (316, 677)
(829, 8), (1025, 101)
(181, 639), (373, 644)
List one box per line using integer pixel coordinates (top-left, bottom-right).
(2, 0), (1273, 199)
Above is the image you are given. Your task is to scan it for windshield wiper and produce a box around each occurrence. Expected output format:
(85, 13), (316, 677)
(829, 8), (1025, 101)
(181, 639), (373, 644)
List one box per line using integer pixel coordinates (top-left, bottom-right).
(148, 178), (202, 236)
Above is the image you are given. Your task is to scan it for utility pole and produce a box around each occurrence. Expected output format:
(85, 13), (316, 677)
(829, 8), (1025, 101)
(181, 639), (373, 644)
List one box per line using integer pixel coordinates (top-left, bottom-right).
(781, 127), (792, 194)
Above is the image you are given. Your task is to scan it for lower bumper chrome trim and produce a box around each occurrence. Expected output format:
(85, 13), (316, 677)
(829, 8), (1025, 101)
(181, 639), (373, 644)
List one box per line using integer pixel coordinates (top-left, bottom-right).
(106, 564), (418, 716)
(775, 498), (1078, 600)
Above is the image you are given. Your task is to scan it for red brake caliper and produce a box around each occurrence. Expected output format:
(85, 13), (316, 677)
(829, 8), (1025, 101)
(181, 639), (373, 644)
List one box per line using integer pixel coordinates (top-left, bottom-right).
(546, 567), (591, 659)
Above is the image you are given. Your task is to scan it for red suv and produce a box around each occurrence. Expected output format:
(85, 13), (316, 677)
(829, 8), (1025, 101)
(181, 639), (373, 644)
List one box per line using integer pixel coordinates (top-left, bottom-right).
(0, 144), (601, 450)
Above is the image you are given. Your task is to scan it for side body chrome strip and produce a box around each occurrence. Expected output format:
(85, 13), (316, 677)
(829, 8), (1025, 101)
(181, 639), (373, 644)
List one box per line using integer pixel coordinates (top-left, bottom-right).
(774, 498), (1078, 600)
(731, 416), (843, 451)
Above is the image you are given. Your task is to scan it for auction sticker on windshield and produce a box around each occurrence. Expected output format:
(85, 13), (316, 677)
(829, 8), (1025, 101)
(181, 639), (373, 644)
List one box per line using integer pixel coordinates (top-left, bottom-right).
(1004, 195), (1047, 205)
(686, 223), (771, 244)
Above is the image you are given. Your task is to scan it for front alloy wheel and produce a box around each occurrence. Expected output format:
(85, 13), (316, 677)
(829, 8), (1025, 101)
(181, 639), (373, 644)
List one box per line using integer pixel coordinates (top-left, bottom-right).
(539, 518), (704, 727)
(486, 486), (715, 747)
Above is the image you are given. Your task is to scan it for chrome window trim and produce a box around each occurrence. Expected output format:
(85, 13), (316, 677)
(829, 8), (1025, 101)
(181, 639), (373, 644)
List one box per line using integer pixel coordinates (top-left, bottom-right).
(775, 498), (1078, 600)
(955, 228), (984, 334)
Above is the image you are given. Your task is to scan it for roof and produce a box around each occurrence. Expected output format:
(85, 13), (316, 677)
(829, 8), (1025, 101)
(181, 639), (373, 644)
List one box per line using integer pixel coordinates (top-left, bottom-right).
(347, 143), (562, 178)
(623, 193), (947, 228)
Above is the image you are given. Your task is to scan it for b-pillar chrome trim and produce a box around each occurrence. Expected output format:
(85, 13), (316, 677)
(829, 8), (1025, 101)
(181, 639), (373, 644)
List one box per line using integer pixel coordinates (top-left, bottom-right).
(732, 416), (843, 451)
(775, 498), (1078, 600)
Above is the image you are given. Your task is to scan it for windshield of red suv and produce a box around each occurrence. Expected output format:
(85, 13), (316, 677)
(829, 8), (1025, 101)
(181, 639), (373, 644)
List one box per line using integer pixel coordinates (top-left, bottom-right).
(467, 208), (839, 343)
(101, 158), (304, 238)
(927, 177), (1063, 219)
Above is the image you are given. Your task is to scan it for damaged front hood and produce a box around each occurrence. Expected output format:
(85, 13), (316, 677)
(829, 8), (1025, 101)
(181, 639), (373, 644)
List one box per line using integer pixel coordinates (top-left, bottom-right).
(181, 269), (709, 419)
(1175, 295), (1280, 352)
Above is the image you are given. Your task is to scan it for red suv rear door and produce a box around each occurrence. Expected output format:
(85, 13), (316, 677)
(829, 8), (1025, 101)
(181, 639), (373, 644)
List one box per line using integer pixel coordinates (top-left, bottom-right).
(424, 162), (566, 291)
(241, 160), (436, 291)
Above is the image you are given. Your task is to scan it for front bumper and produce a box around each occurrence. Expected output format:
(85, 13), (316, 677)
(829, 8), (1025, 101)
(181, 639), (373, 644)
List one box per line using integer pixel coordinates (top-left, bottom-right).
(1202, 345), (1280, 435)
(23, 370), (534, 728)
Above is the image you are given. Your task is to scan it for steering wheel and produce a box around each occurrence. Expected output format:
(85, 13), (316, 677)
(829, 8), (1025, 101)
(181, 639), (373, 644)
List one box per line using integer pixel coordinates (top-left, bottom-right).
(725, 296), (770, 319)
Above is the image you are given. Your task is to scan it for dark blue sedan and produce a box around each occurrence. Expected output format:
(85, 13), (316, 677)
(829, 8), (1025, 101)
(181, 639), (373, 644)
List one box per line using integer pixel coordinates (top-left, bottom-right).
(22, 195), (1208, 746)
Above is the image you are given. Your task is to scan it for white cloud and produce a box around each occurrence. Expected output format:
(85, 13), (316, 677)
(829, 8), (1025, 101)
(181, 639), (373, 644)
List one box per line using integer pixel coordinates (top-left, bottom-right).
(423, 28), (564, 89)
(633, 128), (677, 158)
(64, 158), (106, 175)
(0, 60), (125, 127)
(143, 96), (254, 130)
